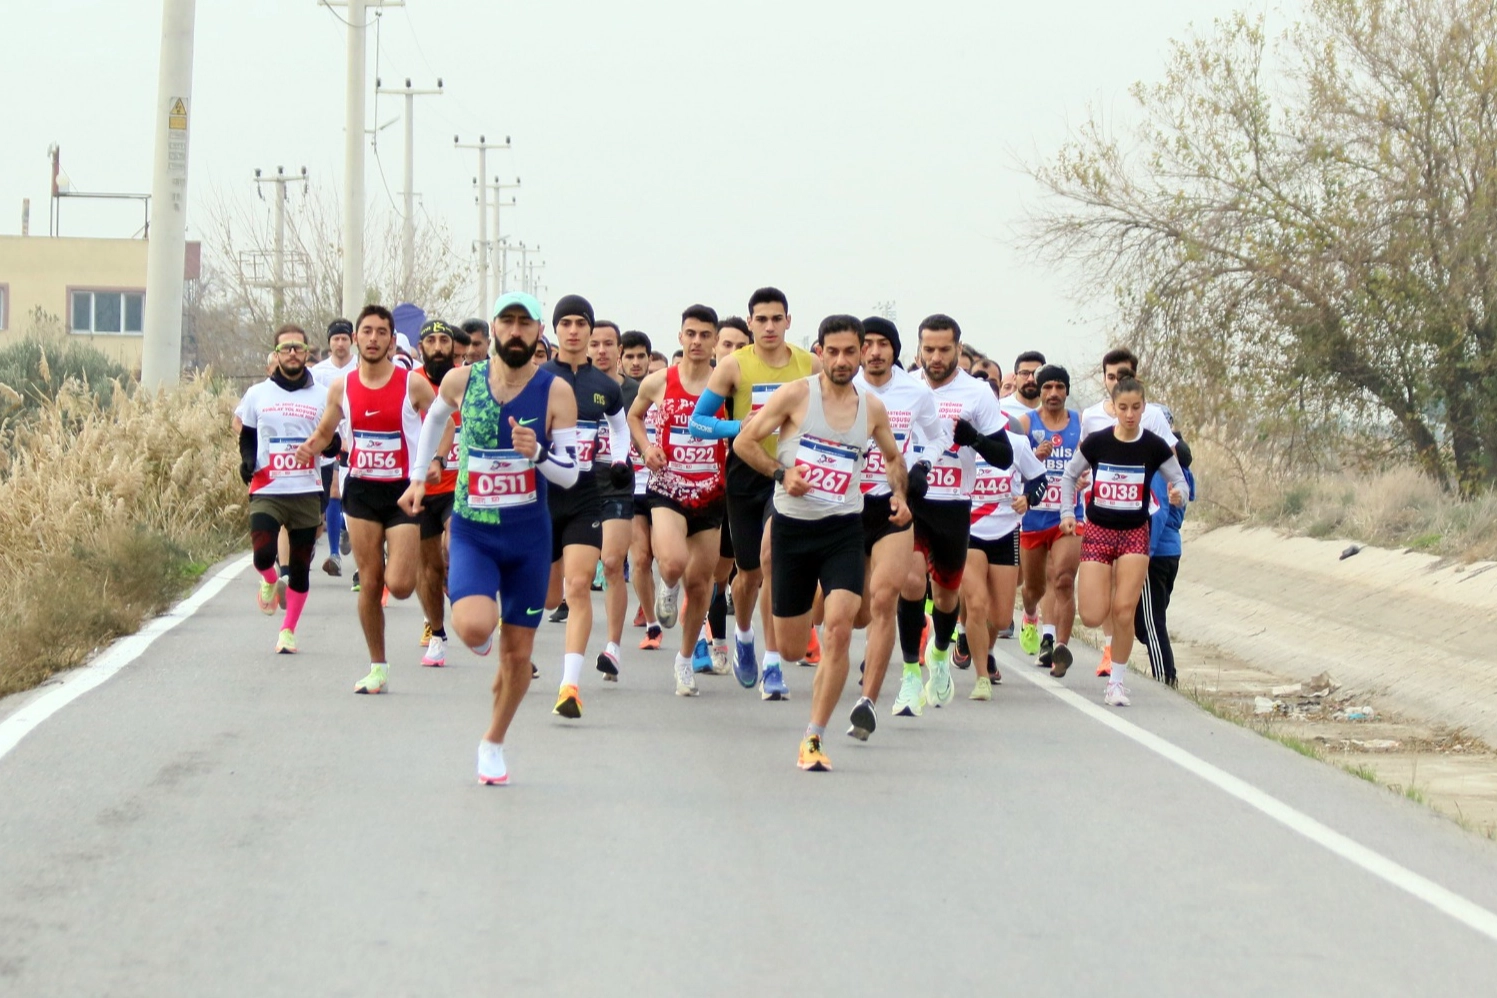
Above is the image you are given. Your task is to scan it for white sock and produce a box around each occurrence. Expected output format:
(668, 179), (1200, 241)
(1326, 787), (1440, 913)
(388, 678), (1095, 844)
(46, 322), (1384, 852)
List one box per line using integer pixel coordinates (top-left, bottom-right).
(764, 651), (781, 668)
(562, 652), (584, 686)
(735, 626), (754, 644)
(955, 621), (966, 637)
(605, 641), (620, 661)
(1042, 624), (1056, 639)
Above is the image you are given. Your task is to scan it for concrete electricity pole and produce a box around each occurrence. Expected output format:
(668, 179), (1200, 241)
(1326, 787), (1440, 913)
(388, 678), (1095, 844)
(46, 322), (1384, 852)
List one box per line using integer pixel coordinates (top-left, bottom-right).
(252, 166), (310, 325)
(323, 0), (403, 323)
(483, 175), (519, 294)
(141, 0), (196, 389)
(454, 134), (510, 313)
(376, 76), (442, 297)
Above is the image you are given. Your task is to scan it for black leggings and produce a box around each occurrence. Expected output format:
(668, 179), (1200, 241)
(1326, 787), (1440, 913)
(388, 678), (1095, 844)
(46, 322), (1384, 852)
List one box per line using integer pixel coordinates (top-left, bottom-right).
(250, 513), (317, 594)
(1134, 555), (1179, 684)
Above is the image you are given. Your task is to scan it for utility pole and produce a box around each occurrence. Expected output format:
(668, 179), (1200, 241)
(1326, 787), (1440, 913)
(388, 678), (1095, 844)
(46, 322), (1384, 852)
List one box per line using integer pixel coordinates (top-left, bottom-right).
(513, 242), (536, 296)
(376, 76), (442, 297)
(251, 166), (310, 326)
(454, 134), (510, 313)
(484, 175), (519, 294)
(322, 0), (404, 323)
(142, 0), (196, 389)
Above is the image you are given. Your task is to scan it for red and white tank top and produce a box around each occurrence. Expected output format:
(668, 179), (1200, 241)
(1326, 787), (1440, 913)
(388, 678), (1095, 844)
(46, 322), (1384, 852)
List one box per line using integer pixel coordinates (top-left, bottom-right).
(418, 367), (460, 496)
(345, 367), (421, 483)
(648, 367), (726, 509)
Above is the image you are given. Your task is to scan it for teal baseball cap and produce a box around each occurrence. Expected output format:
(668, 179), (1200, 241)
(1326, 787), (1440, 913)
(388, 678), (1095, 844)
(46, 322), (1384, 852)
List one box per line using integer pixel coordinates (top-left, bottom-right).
(491, 291), (544, 322)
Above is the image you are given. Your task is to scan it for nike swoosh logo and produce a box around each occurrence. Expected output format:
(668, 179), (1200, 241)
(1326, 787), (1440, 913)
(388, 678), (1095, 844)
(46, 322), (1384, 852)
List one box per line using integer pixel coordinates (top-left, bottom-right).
(364, 410), (381, 417)
(518, 417), (538, 426)
(527, 608), (543, 616)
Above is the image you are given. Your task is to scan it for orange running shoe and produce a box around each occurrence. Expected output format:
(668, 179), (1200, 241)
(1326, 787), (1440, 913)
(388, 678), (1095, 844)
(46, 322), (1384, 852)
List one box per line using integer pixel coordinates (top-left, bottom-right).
(381, 586), (390, 608)
(803, 626), (822, 665)
(798, 735), (831, 772)
(639, 624), (663, 650)
(1096, 645), (1113, 677)
(552, 684), (583, 719)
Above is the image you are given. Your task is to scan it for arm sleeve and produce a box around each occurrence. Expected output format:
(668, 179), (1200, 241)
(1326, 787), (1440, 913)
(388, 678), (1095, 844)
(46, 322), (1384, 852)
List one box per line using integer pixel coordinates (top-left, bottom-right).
(1058, 447), (1091, 516)
(411, 395), (458, 474)
(967, 429), (1014, 469)
(537, 425), (580, 488)
(912, 393), (949, 460)
(605, 408), (631, 464)
(1159, 453), (1187, 499)
(689, 388), (741, 439)
(238, 425), (259, 472)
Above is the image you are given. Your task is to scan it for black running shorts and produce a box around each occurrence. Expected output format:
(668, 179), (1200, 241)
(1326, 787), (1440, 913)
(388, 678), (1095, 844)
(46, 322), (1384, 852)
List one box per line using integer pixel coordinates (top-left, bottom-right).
(969, 528), (1020, 568)
(860, 492), (912, 556)
(342, 477), (419, 529)
(771, 511), (865, 618)
(646, 491), (725, 538)
(419, 491), (454, 540)
(725, 474), (774, 572)
(911, 495), (971, 592)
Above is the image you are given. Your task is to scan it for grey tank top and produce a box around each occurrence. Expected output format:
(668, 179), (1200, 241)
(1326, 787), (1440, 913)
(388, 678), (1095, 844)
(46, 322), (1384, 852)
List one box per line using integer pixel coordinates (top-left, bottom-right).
(774, 375), (868, 520)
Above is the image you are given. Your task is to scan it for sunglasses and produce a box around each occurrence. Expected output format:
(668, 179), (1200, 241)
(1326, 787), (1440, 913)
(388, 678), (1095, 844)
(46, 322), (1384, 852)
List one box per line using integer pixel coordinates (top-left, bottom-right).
(275, 343), (309, 354)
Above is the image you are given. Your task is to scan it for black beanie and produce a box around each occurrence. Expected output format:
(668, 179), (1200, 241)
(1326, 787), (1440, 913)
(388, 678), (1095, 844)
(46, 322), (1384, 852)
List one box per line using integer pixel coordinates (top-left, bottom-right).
(552, 294), (594, 329)
(1035, 364), (1070, 391)
(862, 316), (901, 361)
(327, 318), (353, 341)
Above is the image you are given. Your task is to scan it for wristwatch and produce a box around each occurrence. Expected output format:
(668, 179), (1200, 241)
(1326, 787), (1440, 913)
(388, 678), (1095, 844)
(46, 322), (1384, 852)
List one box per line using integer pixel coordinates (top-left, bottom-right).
(773, 467), (787, 484)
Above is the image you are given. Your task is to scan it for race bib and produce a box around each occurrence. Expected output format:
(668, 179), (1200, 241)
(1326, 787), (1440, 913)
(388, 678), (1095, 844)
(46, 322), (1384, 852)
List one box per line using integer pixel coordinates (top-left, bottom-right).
(467, 448), (537, 508)
(633, 424), (656, 492)
(350, 429), (405, 481)
(861, 431), (906, 492)
(667, 426), (719, 476)
(266, 436), (316, 482)
(1035, 477), (1064, 512)
(447, 425), (462, 466)
(575, 420), (599, 471)
(1093, 462), (1146, 512)
(973, 462), (1014, 503)
(792, 434), (859, 504)
(925, 457), (964, 499)
(750, 383), (777, 414)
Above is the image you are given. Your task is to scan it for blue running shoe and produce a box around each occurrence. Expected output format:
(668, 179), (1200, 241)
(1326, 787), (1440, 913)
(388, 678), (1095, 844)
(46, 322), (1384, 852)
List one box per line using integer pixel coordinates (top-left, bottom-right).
(760, 664), (789, 701)
(692, 636), (713, 674)
(733, 636), (758, 688)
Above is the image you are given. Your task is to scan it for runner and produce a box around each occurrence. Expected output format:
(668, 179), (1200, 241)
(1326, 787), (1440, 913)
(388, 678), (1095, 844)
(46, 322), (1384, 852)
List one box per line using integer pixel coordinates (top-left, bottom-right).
(733, 315), (909, 771)
(589, 319), (640, 680)
(691, 286), (819, 701)
(1136, 430), (1195, 687)
(463, 319), (491, 364)
(703, 317), (752, 675)
(620, 331), (652, 380)
(1079, 348), (1178, 676)
(1059, 375), (1186, 706)
(238, 324), (335, 654)
(412, 318), (462, 668)
(907, 314), (1014, 709)
(1016, 365), (1087, 676)
(296, 304), (434, 694)
(629, 305), (728, 696)
(962, 422), (1048, 697)
(310, 318), (356, 576)
(848, 316), (944, 735)
(1001, 350), (1046, 423)
(541, 295), (633, 719)
(400, 290), (579, 784)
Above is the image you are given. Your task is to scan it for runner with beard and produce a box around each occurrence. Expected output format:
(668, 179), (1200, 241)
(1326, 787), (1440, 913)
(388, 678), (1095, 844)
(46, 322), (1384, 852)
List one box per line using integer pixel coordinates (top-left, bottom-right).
(733, 316), (908, 771)
(400, 291), (579, 784)
(1000, 350), (1045, 425)
(413, 319), (462, 668)
(541, 295), (633, 718)
(906, 315), (1013, 709)
(847, 316), (945, 734)
(588, 320), (640, 681)
(238, 324), (338, 654)
(629, 305), (727, 696)
(691, 287), (819, 701)
(296, 305), (435, 694)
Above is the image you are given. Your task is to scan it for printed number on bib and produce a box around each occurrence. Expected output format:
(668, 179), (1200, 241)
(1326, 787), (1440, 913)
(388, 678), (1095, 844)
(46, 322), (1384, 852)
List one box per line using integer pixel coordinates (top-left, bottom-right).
(860, 431), (906, 492)
(792, 434), (859, 504)
(267, 436), (316, 482)
(468, 448), (537, 508)
(667, 426), (718, 475)
(1093, 462), (1146, 512)
(351, 429), (405, 481)
(447, 426), (462, 466)
(925, 459), (964, 499)
(973, 463), (1014, 503)
(575, 420), (599, 471)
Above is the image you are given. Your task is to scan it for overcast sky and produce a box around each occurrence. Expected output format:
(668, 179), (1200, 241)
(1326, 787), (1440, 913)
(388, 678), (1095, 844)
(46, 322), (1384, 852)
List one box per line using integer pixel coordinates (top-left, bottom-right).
(4, 0), (1250, 374)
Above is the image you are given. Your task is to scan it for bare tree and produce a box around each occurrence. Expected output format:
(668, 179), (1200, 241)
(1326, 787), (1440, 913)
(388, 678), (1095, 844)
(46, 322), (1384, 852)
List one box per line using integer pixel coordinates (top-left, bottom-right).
(1026, 0), (1497, 493)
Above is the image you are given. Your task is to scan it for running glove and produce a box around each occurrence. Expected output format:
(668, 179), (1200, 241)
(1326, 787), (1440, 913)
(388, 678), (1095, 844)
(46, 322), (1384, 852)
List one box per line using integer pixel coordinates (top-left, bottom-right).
(608, 461), (633, 489)
(907, 460), (930, 501)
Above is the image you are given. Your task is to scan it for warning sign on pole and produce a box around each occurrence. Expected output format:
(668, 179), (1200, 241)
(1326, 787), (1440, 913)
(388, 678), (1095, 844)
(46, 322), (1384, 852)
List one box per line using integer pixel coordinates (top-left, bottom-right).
(168, 98), (188, 131)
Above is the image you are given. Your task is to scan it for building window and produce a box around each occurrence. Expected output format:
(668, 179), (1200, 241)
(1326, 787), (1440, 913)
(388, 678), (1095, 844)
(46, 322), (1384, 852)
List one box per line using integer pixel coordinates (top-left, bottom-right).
(71, 289), (145, 335)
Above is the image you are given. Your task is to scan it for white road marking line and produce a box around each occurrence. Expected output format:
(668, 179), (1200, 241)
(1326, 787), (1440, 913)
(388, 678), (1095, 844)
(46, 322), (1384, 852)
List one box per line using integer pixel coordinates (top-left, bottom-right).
(0, 555), (252, 763)
(1008, 663), (1497, 944)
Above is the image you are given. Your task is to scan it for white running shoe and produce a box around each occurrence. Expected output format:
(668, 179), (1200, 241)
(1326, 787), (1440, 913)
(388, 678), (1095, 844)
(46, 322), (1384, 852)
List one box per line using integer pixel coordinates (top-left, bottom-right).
(892, 669), (926, 717)
(477, 741), (508, 785)
(421, 635), (447, 668)
(1104, 683), (1131, 707)
(674, 655), (699, 697)
(709, 645), (731, 676)
(470, 632), (494, 657)
(656, 581), (681, 630)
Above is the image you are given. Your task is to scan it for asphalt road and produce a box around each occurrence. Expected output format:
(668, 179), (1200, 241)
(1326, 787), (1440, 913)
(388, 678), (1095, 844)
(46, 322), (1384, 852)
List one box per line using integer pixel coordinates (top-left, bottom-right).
(3, 556), (1497, 997)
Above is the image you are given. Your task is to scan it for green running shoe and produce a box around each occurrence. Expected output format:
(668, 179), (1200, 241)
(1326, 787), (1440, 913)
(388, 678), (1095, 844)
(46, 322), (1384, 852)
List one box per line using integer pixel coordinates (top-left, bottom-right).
(891, 667), (925, 717)
(275, 628), (297, 655)
(354, 663), (388, 694)
(924, 644), (955, 708)
(1020, 618), (1041, 656)
(256, 581), (277, 615)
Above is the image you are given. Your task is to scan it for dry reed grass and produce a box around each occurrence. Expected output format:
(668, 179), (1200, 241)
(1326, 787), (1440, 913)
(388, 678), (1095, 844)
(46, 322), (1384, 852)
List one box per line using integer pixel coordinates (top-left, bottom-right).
(0, 372), (244, 698)
(1189, 439), (1497, 562)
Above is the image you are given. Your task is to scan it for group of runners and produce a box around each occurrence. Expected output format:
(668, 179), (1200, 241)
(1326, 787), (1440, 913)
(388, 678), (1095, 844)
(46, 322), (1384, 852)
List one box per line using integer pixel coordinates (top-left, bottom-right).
(234, 285), (1194, 785)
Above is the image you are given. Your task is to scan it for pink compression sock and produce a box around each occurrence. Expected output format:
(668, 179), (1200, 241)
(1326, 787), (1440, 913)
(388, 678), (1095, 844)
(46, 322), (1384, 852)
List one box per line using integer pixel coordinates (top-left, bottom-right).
(282, 589), (307, 632)
(259, 566), (279, 585)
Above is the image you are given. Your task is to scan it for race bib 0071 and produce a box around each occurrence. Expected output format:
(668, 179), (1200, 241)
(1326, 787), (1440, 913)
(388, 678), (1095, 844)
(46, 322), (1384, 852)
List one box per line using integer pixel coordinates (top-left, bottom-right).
(267, 436), (316, 482)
